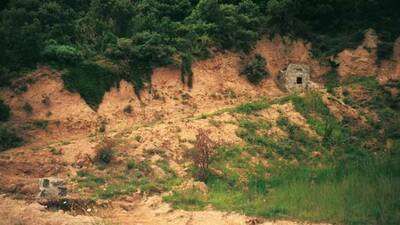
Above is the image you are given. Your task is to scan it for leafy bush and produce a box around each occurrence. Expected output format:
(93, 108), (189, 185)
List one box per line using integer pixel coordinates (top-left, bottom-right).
(41, 41), (82, 65)
(62, 62), (121, 109)
(0, 126), (23, 152)
(0, 100), (10, 122)
(32, 120), (49, 130)
(241, 54), (269, 84)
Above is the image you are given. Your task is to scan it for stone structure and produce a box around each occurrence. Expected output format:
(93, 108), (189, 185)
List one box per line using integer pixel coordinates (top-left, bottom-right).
(38, 177), (67, 198)
(277, 64), (310, 92)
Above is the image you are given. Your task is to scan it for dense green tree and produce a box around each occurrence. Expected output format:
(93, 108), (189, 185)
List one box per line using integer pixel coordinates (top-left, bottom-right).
(0, 0), (399, 103)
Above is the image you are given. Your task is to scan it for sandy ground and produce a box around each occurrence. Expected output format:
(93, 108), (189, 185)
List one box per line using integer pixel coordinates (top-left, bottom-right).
(0, 194), (330, 225)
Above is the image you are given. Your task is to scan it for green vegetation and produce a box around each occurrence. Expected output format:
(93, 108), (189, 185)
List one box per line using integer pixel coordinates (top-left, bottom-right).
(76, 170), (106, 188)
(241, 54), (269, 84)
(0, 125), (23, 152)
(232, 99), (270, 114)
(0, 99), (10, 122)
(32, 120), (49, 130)
(180, 54), (194, 88)
(22, 102), (33, 114)
(126, 159), (137, 170)
(1, 0), (399, 104)
(94, 139), (116, 165)
(76, 159), (181, 199)
(0, 100), (23, 152)
(323, 70), (340, 94)
(62, 62), (121, 109)
(0, 1), (399, 223)
(166, 82), (400, 224)
(41, 40), (83, 66)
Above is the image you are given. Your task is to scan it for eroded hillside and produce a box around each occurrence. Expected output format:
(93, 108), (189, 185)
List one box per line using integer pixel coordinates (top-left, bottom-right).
(0, 33), (399, 225)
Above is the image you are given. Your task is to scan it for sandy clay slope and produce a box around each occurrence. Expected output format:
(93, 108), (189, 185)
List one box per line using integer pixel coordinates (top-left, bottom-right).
(0, 33), (399, 225)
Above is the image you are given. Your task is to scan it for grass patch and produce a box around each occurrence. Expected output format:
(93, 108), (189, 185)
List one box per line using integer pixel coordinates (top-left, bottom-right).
(76, 171), (106, 188)
(232, 99), (270, 114)
(164, 189), (208, 211)
(265, 157), (400, 224)
(324, 70), (340, 94)
(76, 155), (181, 200)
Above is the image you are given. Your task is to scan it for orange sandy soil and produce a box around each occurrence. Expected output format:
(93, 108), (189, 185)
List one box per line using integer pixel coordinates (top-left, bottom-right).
(0, 33), (398, 225)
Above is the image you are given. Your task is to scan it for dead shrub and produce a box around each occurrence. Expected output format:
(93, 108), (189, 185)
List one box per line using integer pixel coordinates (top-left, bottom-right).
(41, 94), (51, 106)
(97, 118), (107, 133)
(186, 129), (216, 181)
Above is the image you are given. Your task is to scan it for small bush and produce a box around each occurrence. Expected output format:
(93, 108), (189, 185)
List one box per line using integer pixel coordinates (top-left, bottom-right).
(126, 159), (136, 170)
(62, 62), (121, 109)
(241, 54), (269, 84)
(324, 70), (340, 94)
(0, 100), (11, 122)
(22, 102), (33, 114)
(32, 120), (49, 130)
(94, 139), (115, 165)
(0, 126), (23, 152)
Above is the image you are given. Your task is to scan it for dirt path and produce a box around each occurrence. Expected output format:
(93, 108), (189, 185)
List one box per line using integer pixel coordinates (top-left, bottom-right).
(0, 194), (329, 225)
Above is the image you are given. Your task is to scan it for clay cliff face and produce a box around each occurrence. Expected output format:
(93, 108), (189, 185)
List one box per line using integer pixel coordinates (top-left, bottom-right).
(0, 31), (399, 140)
(334, 30), (400, 85)
(254, 36), (329, 79)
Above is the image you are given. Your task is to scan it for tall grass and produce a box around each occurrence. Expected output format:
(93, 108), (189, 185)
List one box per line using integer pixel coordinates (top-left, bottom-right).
(266, 155), (400, 224)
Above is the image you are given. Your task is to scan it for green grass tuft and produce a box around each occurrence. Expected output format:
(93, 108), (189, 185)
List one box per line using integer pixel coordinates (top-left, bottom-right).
(232, 100), (270, 114)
